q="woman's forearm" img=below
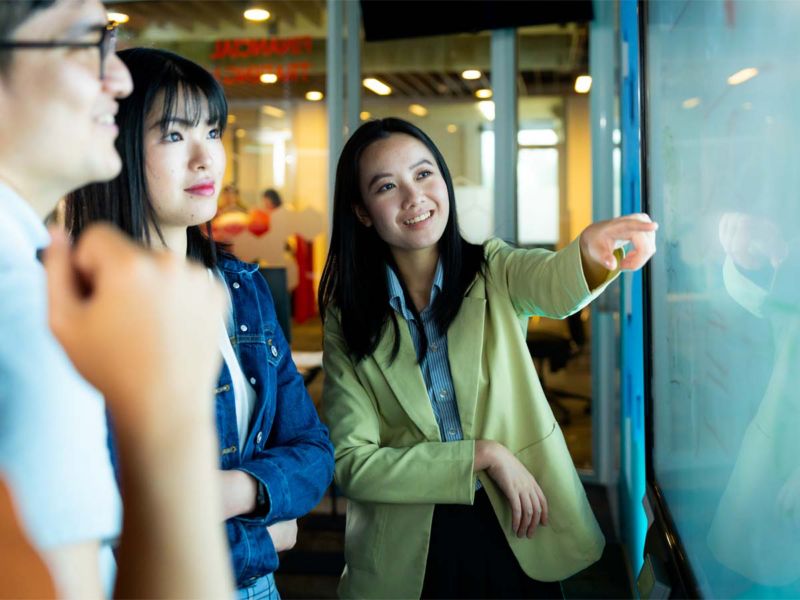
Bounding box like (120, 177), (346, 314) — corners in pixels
(220, 469), (258, 519)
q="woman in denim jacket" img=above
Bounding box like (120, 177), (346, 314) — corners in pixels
(66, 48), (334, 598)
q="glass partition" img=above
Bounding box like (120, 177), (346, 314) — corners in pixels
(645, 1), (800, 596)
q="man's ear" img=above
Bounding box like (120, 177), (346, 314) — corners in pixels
(353, 204), (372, 227)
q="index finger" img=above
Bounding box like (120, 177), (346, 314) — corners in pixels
(623, 212), (654, 223)
(609, 218), (659, 238)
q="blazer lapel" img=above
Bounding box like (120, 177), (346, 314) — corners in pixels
(373, 319), (441, 440)
(448, 296), (486, 437)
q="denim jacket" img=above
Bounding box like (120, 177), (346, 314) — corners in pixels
(215, 255), (334, 587)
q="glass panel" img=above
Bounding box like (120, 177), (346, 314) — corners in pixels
(517, 23), (591, 471)
(517, 96), (564, 248)
(646, 1), (800, 596)
(517, 148), (558, 245)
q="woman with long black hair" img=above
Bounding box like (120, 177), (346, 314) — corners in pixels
(67, 48), (334, 599)
(320, 117), (657, 599)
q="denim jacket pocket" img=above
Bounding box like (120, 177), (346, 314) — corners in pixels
(264, 325), (281, 367)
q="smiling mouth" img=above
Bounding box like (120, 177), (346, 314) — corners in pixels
(185, 183), (216, 196)
(404, 211), (432, 226)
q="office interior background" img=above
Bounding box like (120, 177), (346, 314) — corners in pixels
(95, 1), (800, 597)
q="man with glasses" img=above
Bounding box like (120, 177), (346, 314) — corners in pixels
(0, 1), (233, 597)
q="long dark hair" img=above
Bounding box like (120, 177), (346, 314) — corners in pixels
(66, 47), (227, 268)
(318, 118), (484, 363)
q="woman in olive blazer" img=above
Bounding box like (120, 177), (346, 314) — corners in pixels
(319, 118), (657, 599)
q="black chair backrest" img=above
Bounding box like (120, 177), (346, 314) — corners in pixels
(258, 267), (292, 343)
(567, 312), (586, 348)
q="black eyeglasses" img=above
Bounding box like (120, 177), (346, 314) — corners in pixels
(0, 21), (119, 79)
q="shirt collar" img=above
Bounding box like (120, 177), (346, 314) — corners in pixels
(386, 260), (444, 320)
(0, 181), (50, 252)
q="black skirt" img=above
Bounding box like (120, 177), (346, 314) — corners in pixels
(420, 488), (564, 599)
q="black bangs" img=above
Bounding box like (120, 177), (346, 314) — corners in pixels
(147, 55), (228, 135)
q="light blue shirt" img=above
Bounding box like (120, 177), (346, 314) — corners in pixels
(0, 183), (121, 591)
(387, 262), (466, 443)
(387, 263), (482, 492)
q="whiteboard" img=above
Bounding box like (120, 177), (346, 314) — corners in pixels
(645, 1), (800, 596)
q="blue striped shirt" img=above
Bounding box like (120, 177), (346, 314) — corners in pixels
(386, 263), (466, 443)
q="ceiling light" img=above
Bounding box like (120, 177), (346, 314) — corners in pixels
(305, 91), (324, 101)
(244, 8), (271, 22)
(447, 124), (458, 133)
(462, 69), (481, 80)
(362, 78), (392, 96)
(259, 73), (278, 84)
(475, 88), (493, 99)
(574, 75), (592, 94)
(477, 100), (495, 121)
(408, 104), (428, 117)
(227, 114), (237, 124)
(235, 128), (246, 138)
(682, 97), (701, 109)
(261, 105), (285, 118)
(360, 111), (371, 120)
(106, 11), (129, 24)
(727, 67), (758, 86)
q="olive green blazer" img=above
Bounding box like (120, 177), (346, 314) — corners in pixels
(322, 238), (616, 599)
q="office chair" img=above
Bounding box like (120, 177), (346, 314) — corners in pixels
(258, 267), (292, 344)
(526, 311), (591, 425)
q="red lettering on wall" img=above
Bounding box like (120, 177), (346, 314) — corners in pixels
(210, 36), (313, 60)
(213, 62), (311, 85)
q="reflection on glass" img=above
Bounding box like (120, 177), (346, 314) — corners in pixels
(646, 1), (800, 596)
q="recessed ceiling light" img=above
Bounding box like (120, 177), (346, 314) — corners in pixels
(305, 91), (324, 101)
(259, 73), (278, 84)
(362, 78), (392, 96)
(574, 75), (592, 94)
(244, 8), (270, 22)
(475, 88), (493, 99)
(461, 69), (481, 80)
